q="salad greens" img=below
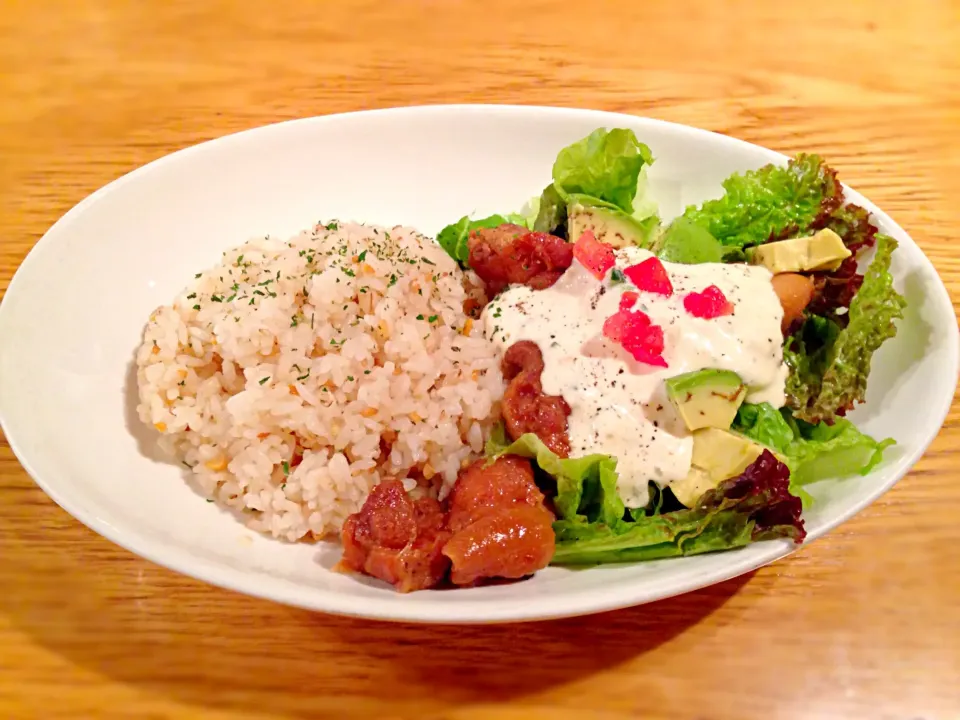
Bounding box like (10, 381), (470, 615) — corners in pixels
(681, 154), (841, 248)
(549, 128), (654, 213)
(652, 217), (726, 264)
(678, 151), (903, 423)
(534, 129), (657, 235)
(552, 450), (804, 565)
(532, 183), (566, 233)
(785, 235), (906, 423)
(487, 429), (804, 565)
(732, 403), (894, 500)
(432, 127), (905, 567)
(438, 128), (657, 247)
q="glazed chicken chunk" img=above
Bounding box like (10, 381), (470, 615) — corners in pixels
(467, 224), (573, 295)
(339, 456), (555, 591)
(501, 340), (572, 458)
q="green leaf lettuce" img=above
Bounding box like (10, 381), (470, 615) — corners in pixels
(487, 428), (805, 566)
(551, 450), (804, 566)
(785, 234), (906, 422)
(653, 217), (726, 264)
(733, 402), (894, 498)
(551, 128), (654, 213)
(682, 154), (841, 248)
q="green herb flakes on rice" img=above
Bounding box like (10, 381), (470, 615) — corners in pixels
(136, 221), (503, 541)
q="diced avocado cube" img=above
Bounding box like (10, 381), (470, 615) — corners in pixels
(690, 427), (766, 484)
(747, 228), (851, 274)
(670, 466), (716, 508)
(567, 199), (657, 249)
(664, 369), (746, 432)
(672, 428), (794, 508)
(670, 429), (766, 507)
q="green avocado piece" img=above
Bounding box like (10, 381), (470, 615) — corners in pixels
(747, 228), (851, 273)
(691, 427), (766, 482)
(669, 466), (716, 508)
(665, 369), (746, 432)
(671, 428), (768, 507)
(567, 197), (658, 249)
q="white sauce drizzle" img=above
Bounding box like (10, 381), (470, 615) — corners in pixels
(482, 247), (787, 508)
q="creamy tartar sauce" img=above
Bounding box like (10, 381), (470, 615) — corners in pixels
(482, 247), (787, 508)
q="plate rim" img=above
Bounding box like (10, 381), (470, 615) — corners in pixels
(1, 104), (957, 623)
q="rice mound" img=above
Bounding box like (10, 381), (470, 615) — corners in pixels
(136, 221), (503, 541)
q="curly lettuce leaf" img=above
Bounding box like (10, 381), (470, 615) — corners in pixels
(813, 234), (905, 412)
(787, 234), (906, 422)
(552, 451), (804, 565)
(553, 507), (755, 564)
(552, 128), (654, 213)
(733, 403), (894, 500)
(784, 314), (841, 414)
(814, 201), (878, 254)
(805, 257), (864, 327)
(485, 428), (624, 528)
(803, 204), (878, 323)
(436, 214), (514, 266)
(653, 217), (726, 264)
(682, 154), (841, 248)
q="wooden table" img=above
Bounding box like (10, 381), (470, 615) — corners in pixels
(2, 2), (958, 718)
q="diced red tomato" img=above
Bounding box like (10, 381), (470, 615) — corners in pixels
(623, 324), (667, 368)
(624, 257), (673, 296)
(683, 285), (734, 319)
(601, 312), (624, 342)
(573, 231), (615, 280)
(603, 308), (647, 343)
(602, 308), (667, 367)
(619, 291), (639, 310)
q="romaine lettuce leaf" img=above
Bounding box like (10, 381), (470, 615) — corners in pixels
(682, 154), (841, 248)
(503, 212), (533, 228)
(653, 217), (726, 264)
(552, 128), (654, 213)
(436, 214), (515, 266)
(532, 183), (567, 234)
(551, 451), (804, 565)
(786, 234), (906, 422)
(733, 402), (894, 495)
(630, 166), (659, 225)
(789, 416), (894, 485)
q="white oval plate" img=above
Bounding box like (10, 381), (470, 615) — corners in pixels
(1, 106), (956, 623)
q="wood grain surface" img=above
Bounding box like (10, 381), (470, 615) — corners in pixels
(2, 1), (959, 718)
